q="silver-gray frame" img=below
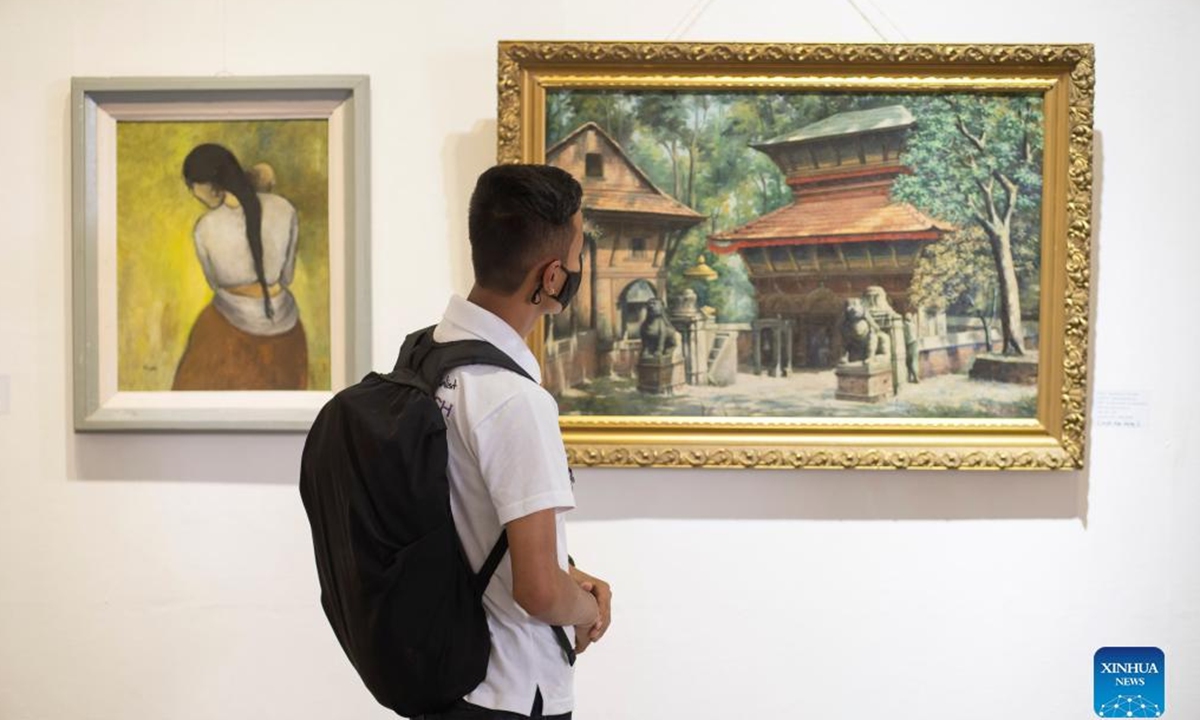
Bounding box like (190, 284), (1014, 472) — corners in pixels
(72, 76), (372, 431)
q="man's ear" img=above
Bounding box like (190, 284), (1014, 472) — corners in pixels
(539, 258), (561, 294)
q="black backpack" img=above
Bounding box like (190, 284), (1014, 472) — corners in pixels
(299, 326), (574, 717)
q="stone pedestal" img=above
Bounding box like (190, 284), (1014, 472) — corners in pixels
(636, 356), (685, 395)
(603, 338), (642, 378)
(968, 353), (1039, 385)
(670, 288), (707, 386)
(835, 360), (894, 403)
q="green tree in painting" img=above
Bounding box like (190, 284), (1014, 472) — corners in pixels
(665, 229), (758, 323)
(547, 91), (638, 149)
(894, 94), (1043, 355)
(909, 227), (1001, 348)
(716, 96), (797, 217)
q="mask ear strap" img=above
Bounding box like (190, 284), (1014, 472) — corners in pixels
(532, 260), (560, 305)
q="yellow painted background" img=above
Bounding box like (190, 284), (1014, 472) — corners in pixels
(116, 120), (330, 391)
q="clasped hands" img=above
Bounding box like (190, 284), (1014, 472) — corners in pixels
(569, 565), (611, 655)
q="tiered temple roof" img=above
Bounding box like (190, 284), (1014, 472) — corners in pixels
(710, 105), (951, 255)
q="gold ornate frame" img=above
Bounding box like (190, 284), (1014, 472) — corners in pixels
(497, 42), (1093, 470)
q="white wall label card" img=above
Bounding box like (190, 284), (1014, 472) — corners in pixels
(1094, 391), (1149, 430)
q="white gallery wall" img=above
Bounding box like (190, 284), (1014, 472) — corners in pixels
(1, 0), (1197, 718)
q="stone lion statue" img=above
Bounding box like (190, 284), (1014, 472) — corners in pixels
(639, 298), (679, 361)
(840, 298), (889, 365)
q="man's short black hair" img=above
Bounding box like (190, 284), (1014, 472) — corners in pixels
(468, 164), (583, 294)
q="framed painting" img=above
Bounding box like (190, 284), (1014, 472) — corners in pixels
(497, 42), (1094, 470)
(72, 76), (371, 431)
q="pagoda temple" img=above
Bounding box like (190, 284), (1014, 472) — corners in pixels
(709, 105), (952, 369)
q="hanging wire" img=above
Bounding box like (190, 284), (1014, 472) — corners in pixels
(666, 0), (719, 41)
(864, 0), (911, 42)
(844, 0), (889, 41)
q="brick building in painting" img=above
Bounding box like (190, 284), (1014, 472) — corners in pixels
(709, 105), (953, 370)
(544, 122), (705, 395)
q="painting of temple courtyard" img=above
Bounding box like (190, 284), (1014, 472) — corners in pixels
(543, 91), (1044, 419)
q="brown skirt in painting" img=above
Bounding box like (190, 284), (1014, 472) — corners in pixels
(172, 304), (308, 390)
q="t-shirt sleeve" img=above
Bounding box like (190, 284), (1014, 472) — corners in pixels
(470, 386), (575, 526)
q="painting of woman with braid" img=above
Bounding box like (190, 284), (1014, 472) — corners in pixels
(172, 143), (308, 390)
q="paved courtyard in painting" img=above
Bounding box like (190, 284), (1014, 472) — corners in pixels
(556, 369), (1037, 419)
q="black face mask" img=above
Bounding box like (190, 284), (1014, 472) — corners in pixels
(549, 253), (583, 309)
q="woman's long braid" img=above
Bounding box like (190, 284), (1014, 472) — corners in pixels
(229, 178), (272, 320)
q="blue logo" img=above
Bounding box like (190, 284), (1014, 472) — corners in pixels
(1094, 647), (1164, 717)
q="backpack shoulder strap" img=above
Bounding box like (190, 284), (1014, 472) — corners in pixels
(393, 325), (536, 392)
(475, 530), (577, 668)
(428, 340), (534, 384)
(393, 325), (437, 376)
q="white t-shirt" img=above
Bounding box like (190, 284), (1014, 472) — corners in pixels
(193, 193), (299, 335)
(433, 295), (576, 716)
